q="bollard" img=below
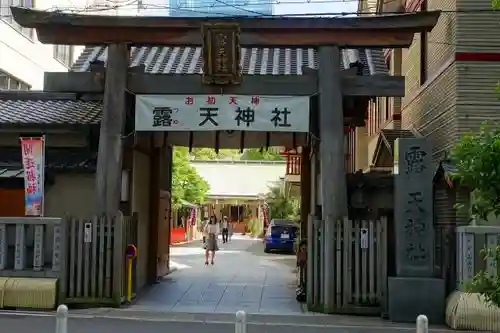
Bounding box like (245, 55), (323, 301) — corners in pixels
(416, 315), (428, 333)
(55, 304), (68, 333)
(235, 310), (247, 333)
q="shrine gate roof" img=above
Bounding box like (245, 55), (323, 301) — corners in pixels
(190, 160), (286, 198)
(72, 45), (388, 76)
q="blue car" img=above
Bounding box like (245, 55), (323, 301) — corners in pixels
(264, 219), (298, 253)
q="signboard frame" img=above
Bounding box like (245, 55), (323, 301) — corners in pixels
(202, 22), (241, 85)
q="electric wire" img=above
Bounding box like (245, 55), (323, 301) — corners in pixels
(1, 0), (499, 17)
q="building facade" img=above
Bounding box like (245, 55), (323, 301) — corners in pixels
(168, 0), (272, 17)
(359, 0), (500, 167)
(357, 0), (500, 225)
(0, 0), (83, 90)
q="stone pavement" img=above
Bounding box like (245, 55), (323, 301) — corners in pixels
(130, 235), (302, 314)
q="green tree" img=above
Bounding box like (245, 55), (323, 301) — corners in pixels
(172, 147), (209, 208)
(241, 148), (285, 161)
(450, 123), (500, 221)
(264, 182), (299, 220)
(465, 246), (500, 308)
(190, 148), (241, 160)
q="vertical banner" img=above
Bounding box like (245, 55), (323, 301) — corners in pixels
(20, 136), (45, 216)
(190, 208), (197, 226)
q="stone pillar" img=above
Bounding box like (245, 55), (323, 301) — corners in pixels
(318, 46), (348, 313)
(388, 137), (444, 323)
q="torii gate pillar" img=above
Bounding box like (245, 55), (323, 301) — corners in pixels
(318, 46), (348, 313)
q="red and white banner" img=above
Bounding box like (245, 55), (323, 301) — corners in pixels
(20, 136), (45, 216)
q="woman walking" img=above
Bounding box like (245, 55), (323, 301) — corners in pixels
(204, 216), (219, 265)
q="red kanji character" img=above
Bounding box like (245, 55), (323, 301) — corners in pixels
(251, 96), (260, 105)
(206, 96), (216, 105)
(22, 143), (33, 156)
(185, 96), (194, 105)
(26, 182), (37, 194)
(24, 157), (35, 169)
(26, 169), (36, 182)
(228, 96), (238, 105)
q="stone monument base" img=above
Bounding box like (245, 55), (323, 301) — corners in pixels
(388, 276), (445, 324)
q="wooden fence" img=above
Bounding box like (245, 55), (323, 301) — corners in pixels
(308, 216), (388, 315)
(456, 226), (500, 289)
(0, 213), (138, 306)
(63, 213), (138, 305)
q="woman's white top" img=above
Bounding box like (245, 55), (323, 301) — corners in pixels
(205, 223), (219, 235)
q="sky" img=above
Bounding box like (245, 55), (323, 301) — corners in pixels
(272, 0), (358, 16)
(56, 0), (359, 17)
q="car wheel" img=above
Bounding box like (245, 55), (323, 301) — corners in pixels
(264, 247), (270, 253)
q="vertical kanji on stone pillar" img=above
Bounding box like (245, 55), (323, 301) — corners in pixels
(394, 137), (434, 276)
(388, 137), (445, 324)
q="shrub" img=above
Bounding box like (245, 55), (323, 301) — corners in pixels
(465, 245), (500, 308)
(246, 218), (264, 237)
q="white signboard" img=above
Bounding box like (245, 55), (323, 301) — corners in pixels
(135, 95), (310, 132)
(84, 222), (92, 243)
(360, 228), (369, 249)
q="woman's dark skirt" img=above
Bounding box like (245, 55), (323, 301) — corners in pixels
(204, 234), (219, 251)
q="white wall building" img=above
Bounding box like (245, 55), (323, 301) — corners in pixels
(0, 0), (170, 91)
(0, 0), (88, 90)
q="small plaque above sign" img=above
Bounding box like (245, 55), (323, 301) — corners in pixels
(202, 22), (241, 85)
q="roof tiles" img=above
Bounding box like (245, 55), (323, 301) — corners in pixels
(72, 46), (388, 76)
(0, 92), (101, 125)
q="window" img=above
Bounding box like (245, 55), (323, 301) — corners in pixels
(53, 45), (74, 68)
(0, 0), (35, 40)
(0, 70), (31, 90)
(419, 0), (428, 85)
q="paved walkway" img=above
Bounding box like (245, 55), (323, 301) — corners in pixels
(130, 235), (302, 314)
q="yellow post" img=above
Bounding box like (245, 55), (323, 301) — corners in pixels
(127, 258), (133, 302)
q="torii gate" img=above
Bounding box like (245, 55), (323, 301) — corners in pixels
(11, 7), (439, 313)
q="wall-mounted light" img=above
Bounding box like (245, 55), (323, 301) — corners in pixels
(121, 170), (130, 202)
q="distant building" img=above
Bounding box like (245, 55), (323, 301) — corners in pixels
(169, 0), (272, 17)
(0, 0), (80, 90)
(191, 160), (284, 232)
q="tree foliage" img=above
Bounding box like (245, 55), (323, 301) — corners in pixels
(264, 182), (299, 220)
(241, 148), (285, 161)
(450, 123), (500, 220)
(465, 246), (500, 308)
(172, 147), (209, 208)
(189, 148), (241, 160)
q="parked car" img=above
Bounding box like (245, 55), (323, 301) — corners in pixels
(264, 219), (298, 253)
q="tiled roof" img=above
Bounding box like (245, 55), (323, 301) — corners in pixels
(0, 92), (102, 125)
(0, 147), (97, 173)
(72, 46), (388, 76)
(190, 160), (286, 197)
(372, 129), (416, 167)
(380, 129), (416, 155)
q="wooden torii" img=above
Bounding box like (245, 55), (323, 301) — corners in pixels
(11, 7), (440, 312)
